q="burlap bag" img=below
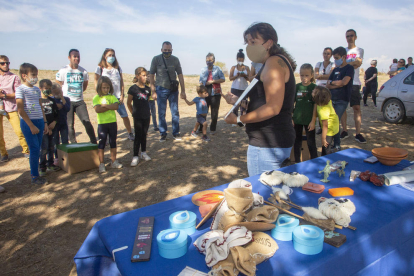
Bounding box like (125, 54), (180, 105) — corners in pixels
(209, 253), (239, 276)
(244, 232), (278, 265)
(245, 206), (279, 223)
(230, 246), (256, 276)
(211, 188), (253, 230)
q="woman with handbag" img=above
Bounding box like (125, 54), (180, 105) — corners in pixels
(198, 53), (225, 135)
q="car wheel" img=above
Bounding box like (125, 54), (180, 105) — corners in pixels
(383, 99), (406, 123)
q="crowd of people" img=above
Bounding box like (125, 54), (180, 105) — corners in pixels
(1, 22), (412, 191)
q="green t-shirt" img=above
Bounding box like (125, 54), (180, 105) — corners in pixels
(292, 83), (316, 125)
(317, 100), (339, 137)
(92, 94), (119, 124)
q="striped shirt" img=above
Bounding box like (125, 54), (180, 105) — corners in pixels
(15, 84), (44, 120)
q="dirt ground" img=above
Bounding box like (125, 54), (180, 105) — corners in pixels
(1, 71), (413, 275)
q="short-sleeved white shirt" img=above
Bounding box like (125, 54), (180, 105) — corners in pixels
(95, 66), (123, 99)
(56, 65), (89, 102)
(315, 61), (334, 86)
(15, 85), (43, 120)
(346, 47), (364, 85)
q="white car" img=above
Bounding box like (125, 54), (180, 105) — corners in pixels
(377, 65), (414, 123)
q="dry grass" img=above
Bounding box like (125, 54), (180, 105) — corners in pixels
(0, 70), (413, 275)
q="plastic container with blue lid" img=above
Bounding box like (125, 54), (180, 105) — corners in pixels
(293, 225), (324, 255)
(169, 210), (197, 235)
(157, 229), (188, 259)
(271, 214), (300, 241)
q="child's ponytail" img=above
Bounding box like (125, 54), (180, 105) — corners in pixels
(300, 63), (315, 83)
(133, 67), (147, 84)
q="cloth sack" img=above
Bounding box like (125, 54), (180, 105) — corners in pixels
(245, 206), (279, 223)
(211, 188), (254, 230)
(194, 226), (252, 267)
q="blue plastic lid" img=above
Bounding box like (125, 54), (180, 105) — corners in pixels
(157, 229), (187, 250)
(293, 225), (324, 246)
(275, 215), (299, 232)
(169, 211), (196, 229)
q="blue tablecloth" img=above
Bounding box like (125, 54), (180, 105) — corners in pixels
(74, 149), (414, 275)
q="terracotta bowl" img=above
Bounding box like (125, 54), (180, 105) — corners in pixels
(372, 147), (408, 158)
(372, 156), (404, 166)
(372, 147), (408, 166)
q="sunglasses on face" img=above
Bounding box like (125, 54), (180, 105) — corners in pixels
(346, 35), (355, 38)
(0, 62), (10, 65)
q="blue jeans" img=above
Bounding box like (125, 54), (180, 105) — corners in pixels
(148, 100), (158, 129)
(54, 123), (69, 159)
(156, 86), (179, 136)
(20, 118), (44, 177)
(247, 145), (292, 177)
(40, 128), (56, 169)
(332, 100), (349, 148)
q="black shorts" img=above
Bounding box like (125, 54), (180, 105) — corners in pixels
(231, 88), (244, 97)
(196, 114), (207, 124)
(350, 85), (361, 107)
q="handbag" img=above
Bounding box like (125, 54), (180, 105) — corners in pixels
(162, 56), (179, 92)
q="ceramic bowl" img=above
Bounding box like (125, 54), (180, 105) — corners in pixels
(372, 147), (408, 166)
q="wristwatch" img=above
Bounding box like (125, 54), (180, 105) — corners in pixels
(237, 115), (245, 127)
(329, 80), (333, 85)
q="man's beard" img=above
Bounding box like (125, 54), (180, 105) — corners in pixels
(0, 68), (9, 73)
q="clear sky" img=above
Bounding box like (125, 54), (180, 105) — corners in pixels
(2, 0), (413, 75)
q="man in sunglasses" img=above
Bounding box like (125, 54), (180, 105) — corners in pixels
(0, 55), (30, 162)
(56, 49), (97, 144)
(341, 29), (366, 144)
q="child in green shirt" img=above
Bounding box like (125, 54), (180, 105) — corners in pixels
(312, 86), (339, 156)
(292, 64), (318, 162)
(93, 76), (122, 173)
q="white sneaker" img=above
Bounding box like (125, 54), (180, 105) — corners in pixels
(232, 124), (237, 127)
(141, 152), (151, 161)
(131, 156), (139, 166)
(111, 160), (123, 169)
(99, 163), (106, 173)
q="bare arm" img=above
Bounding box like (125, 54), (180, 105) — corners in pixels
(16, 99), (35, 129)
(308, 104), (317, 131)
(237, 56), (287, 124)
(120, 73), (125, 99)
(83, 80), (88, 92)
(106, 103), (119, 110)
(94, 73), (100, 90)
(183, 98), (195, 106)
(213, 79), (225, 84)
(249, 65), (256, 82)
(178, 74), (185, 95)
(229, 66), (237, 81)
(56, 80), (63, 86)
(0, 92), (16, 99)
(326, 76), (352, 89)
(315, 67), (332, 80)
(321, 120), (329, 147)
(149, 74), (156, 100)
(127, 94), (133, 115)
(365, 74), (377, 83)
(94, 105), (107, 113)
(348, 58), (362, 69)
(244, 67), (251, 82)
